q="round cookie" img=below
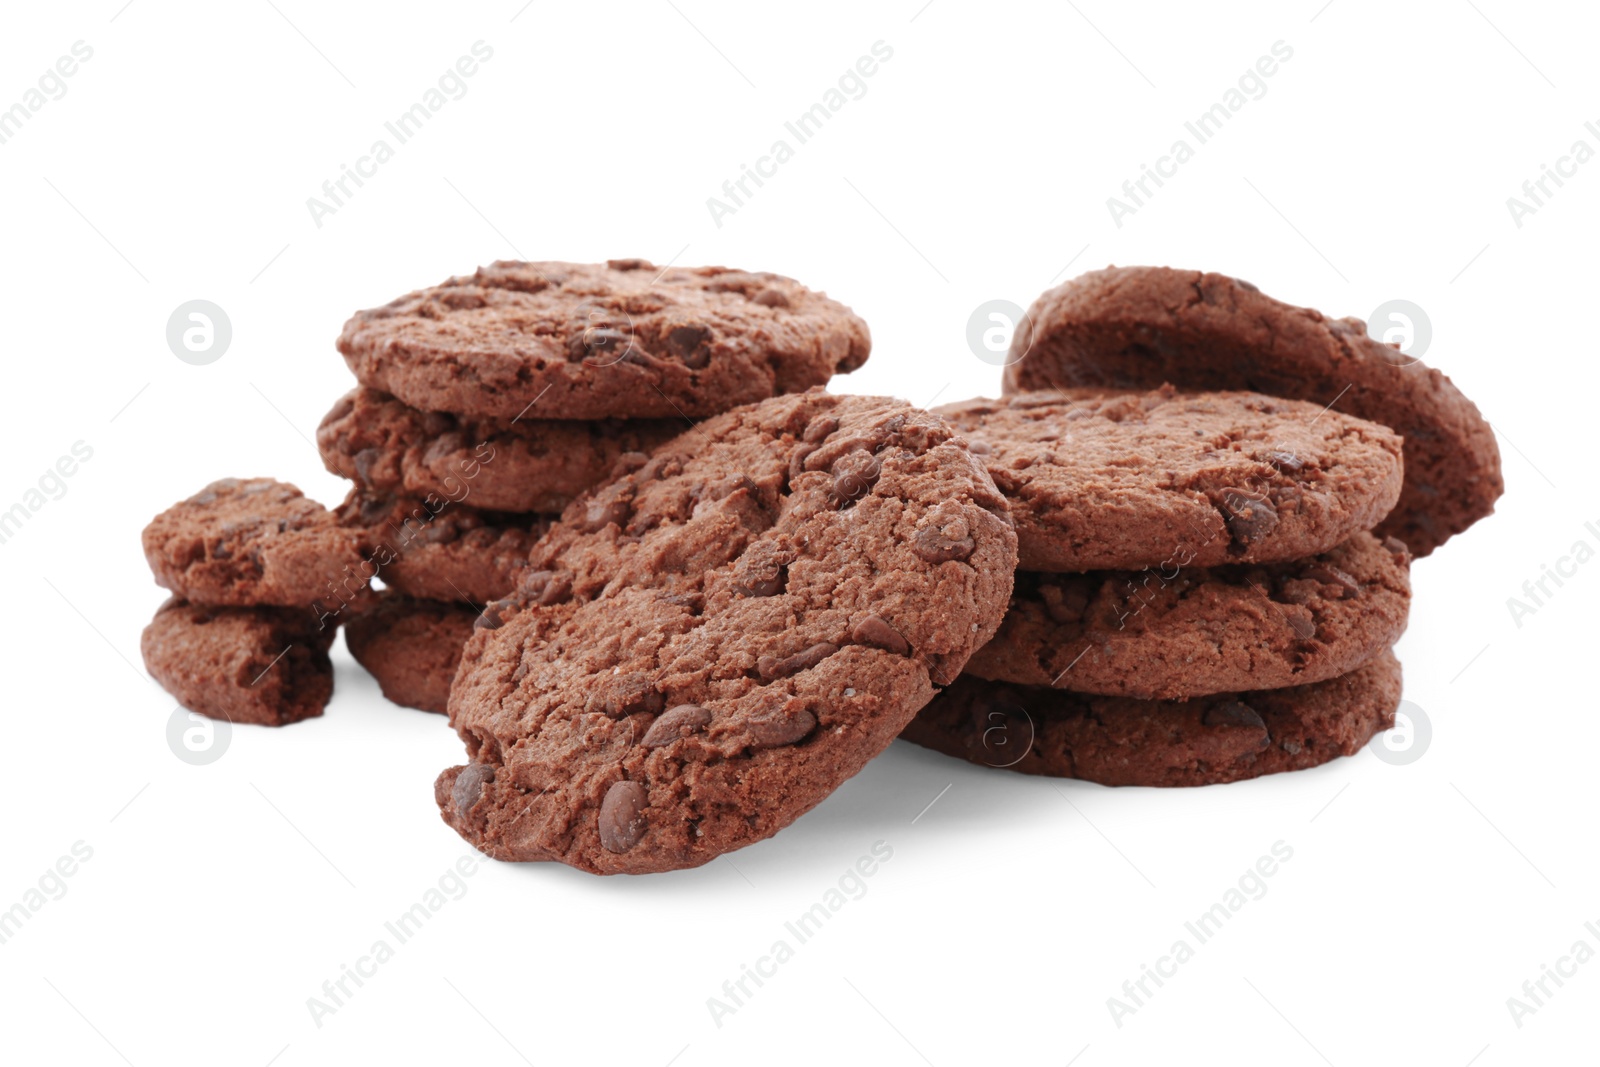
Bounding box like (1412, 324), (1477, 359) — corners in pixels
(346, 594), (476, 714)
(142, 598), (336, 726)
(337, 491), (554, 606)
(436, 390), (1017, 875)
(317, 387), (683, 515)
(899, 649), (1401, 787)
(337, 259), (871, 421)
(1003, 266), (1503, 555)
(937, 387), (1403, 572)
(143, 478), (366, 607)
(967, 531), (1411, 700)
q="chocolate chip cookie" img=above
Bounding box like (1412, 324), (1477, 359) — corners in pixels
(900, 649), (1401, 786)
(967, 531), (1410, 699)
(346, 593), (475, 714)
(142, 478), (367, 607)
(337, 260), (871, 421)
(317, 387), (682, 515)
(141, 598), (336, 726)
(938, 387), (1403, 572)
(436, 390), (1017, 874)
(336, 491), (554, 606)
(1003, 266), (1502, 556)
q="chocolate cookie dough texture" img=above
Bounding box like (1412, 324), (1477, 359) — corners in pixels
(140, 479), (348, 724)
(901, 264), (1501, 787)
(437, 391), (1016, 874)
(142, 259), (872, 727)
(1002, 265), (1502, 556)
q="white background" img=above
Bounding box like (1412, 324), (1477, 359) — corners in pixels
(1, 2), (1594, 1064)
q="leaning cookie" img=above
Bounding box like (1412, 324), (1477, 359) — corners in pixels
(141, 598), (336, 726)
(967, 531), (1411, 700)
(337, 259), (871, 421)
(337, 491), (555, 606)
(899, 649), (1401, 787)
(437, 390), (1017, 875)
(937, 387), (1403, 572)
(1003, 266), (1502, 556)
(317, 387), (683, 515)
(346, 593), (476, 714)
(143, 478), (367, 607)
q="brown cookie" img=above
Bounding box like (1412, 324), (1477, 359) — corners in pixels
(337, 260), (871, 421)
(436, 390), (1017, 874)
(336, 491), (554, 607)
(937, 387), (1403, 572)
(346, 593), (476, 714)
(141, 598), (336, 726)
(142, 478), (366, 607)
(967, 531), (1411, 700)
(1003, 266), (1502, 555)
(900, 649), (1401, 787)
(317, 387), (682, 515)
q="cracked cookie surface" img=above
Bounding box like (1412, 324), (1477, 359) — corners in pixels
(938, 387), (1403, 571)
(1003, 265), (1502, 555)
(967, 531), (1410, 699)
(900, 649), (1400, 786)
(141, 598), (336, 726)
(436, 389), (1016, 874)
(338, 259), (871, 420)
(142, 478), (365, 608)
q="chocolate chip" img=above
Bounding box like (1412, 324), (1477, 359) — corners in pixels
(744, 703), (817, 749)
(752, 286), (791, 308)
(1236, 278), (1259, 292)
(583, 492), (631, 532)
(1203, 701), (1266, 730)
(829, 451), (881, 508)
(788, 442), (818, 481)
(664, 324), (712, 368)
(640, 704), (713, 748)
(452, 763), (495, 816)
(607, 258), (652, 271)
(535, 573), (572, 606)
(598, 780), (649, 853)
(913, 526), (976, 563)
(967, 438), (992, 456)
(421, 410), (456, 436)
(1264, 450), (1304, 474)
(1280, 738), (1303, 754)
(422, 518), (459, 544)
(475, 601), (509, 630)
(757, 642), (838, 681)
(1302, 564), (1361, 599)
(1383, 535), (1410, 560)
(803, 415), (840, 444)
(851, 614), (909, 655)
(735, 573), (784, 597)
(422, 432), (466, 466)
(1287, 613), (1317, 640)
(1220, 488), (1279, 546)
(352, 447), (384, 483)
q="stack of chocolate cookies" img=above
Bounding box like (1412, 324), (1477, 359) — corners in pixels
(901, 267), (1502, 786)
(141, 259), (872, 722)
